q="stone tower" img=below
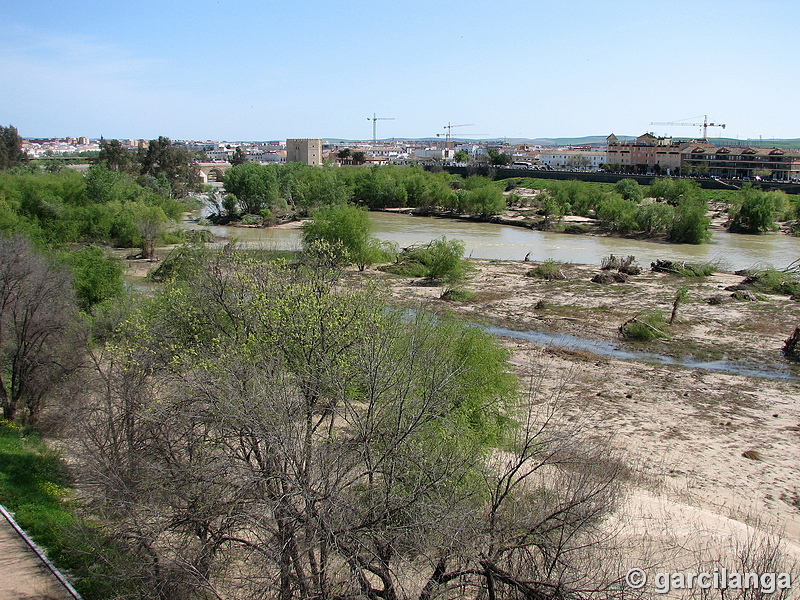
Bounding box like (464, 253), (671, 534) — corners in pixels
(286, 139), (322, 166)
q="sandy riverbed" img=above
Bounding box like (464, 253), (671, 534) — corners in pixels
(360, 258), (800, 572)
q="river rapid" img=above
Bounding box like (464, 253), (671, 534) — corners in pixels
(190, 211), (800, 272)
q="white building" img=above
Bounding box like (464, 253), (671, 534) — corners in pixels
(413, 148), (456, 161)
(538, 149), (606, 170)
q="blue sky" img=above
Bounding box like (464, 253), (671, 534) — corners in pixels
(2, 0), (798, 141)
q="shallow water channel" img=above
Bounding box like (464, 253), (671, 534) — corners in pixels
(482, 325), (797, 381)
(192, 211), (800, 272)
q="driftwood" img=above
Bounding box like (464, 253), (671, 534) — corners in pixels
(601, 254), (636, 271)
(731, 290), (758, 302)
(650, 259), (682, 274)
(783, 327), (800, 361)
(618, 264), (642, 275)
(592, 272), (628, 284)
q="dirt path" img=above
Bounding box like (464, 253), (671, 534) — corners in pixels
(0, 510), (77, 600)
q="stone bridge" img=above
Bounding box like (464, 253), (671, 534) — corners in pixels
(197, 162), (232, 184)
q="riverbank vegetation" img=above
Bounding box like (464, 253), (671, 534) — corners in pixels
(1, 234), (641, 599)
(2, 228), (799, 597)
(214, 161), (800, 245)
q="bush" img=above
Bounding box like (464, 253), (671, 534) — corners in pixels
(676, 261), (717, 277)
(185, 228), (215, 243)
(600, 254), (636, 270)
(302, 203), (392, 271)
(648, 178), (701, 204)
(635, 200), (674, 235)
(668, 202), (710, 244)
(729, 186), (785, 234)
(440, 287), (476, 301)
(614, 179), (642, 203)
(651, 259), (717, 278)
(526, 259), (567, 280)
(619, 311), (668, 341)
(384, 237), (467, 284)
(551, 180), (603, 216)
(65, 245), (124, 312)
(596, 194), (638, 233)
(458, 181), (506, 216)
(562, 224), (589, 234)
(240, 213), (263, 225)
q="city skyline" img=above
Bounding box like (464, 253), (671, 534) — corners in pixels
(3, 0), (799, 142)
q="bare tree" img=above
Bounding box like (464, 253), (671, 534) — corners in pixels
(76, 247), (633, 600)
(0, 235), (83, 424)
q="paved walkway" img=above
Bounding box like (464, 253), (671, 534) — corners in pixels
(0, 510), (76, 600)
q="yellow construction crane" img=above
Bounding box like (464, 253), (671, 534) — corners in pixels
(649, 115), (726, 141)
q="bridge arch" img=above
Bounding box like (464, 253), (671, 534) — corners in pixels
(197, 162), (232, 184)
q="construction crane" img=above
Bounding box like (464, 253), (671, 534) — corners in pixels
(367, 113), (395, 144)
(649, 115), (726, 141)
(436, 123), (474, 149)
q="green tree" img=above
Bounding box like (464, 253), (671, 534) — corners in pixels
(290, 166), (352, 211)
(668, 201), (710, 244)
(229, 145), (248, 166)
(551, 180), (602, 216)
(487, 148), (511, 166)
(729, 186), (784, 234)
(0, 125), (29, 170)
(596, 193), (638, 233)
(302, 203), (390, 270)
(137, 136), (200, 198)
(454, 150), (470, 163)
(352, 166), (408, 208)
(65, 245), (124, 311)
(84, 164), (142, 205)
(98, 138), (135, 173)
(635, 200), (674, 235)
(351, 150), (366, 165)
(222, 162), (279, 215)
(134, 204), (168, 259)
(336, 148), (351, 160)
(614, 178), (643, 203)
(459, 184), (506, 216)
(539, 196), (565, 230)
(648, 177), (701, 205)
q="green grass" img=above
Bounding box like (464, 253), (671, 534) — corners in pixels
(440, 287), (477, 302)
(620, 311), (669, 341)
(0, 420), (130, 599)
(676, 262), (717, 277)
(745, 267), (800, 296)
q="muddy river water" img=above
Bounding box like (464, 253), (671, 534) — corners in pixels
(192, 211), (800, 272)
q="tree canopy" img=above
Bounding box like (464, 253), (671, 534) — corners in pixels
(301, 203), (392, 270)
(0, 125), (29, 170)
